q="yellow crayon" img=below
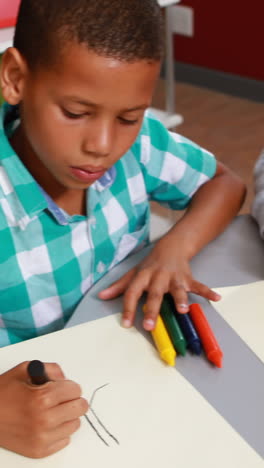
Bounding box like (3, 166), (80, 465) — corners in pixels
(143, 306), (176, 366)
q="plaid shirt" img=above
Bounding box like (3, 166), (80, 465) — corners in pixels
(0, 104), (216, 347)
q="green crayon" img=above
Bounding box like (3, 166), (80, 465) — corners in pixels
(160, 297), (187, 356)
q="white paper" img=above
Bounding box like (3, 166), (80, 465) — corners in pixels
(213, 280), (264, 363)
(0, 314), (262, 467)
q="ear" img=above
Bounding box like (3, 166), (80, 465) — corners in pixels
(0, 47), (28, 105)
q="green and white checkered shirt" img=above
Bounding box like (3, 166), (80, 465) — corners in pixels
(0, 103), (216, 347)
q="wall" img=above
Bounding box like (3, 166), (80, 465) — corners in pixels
(174, 0), (264, 81)
(0, 0), (20, 28)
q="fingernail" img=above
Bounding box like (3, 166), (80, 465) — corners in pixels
(143, 318), (155, 330)
(178, 304), (188, 310)
(215, 293), (221, 300)
(122, 319), (132, 328)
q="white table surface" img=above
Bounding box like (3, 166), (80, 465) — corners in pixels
(66, 214), (264, 459)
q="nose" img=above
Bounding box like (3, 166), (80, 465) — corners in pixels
(81, 118), (115, 158)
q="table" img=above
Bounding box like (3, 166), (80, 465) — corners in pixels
(0, 214), (263, 465)
(67, 214), (264, 328)
(66, 214), (264, 459)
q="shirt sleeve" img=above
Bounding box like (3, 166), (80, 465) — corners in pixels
(136, 112), (217, 210)
(251, 149), (264, 239)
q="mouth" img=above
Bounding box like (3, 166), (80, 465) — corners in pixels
(70, 165), (106, 183)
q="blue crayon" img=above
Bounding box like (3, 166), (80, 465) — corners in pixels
(165, 295), (202, 355)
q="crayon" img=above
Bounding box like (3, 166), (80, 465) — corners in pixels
(189, 303), (223, 367)
(27, 360), (50, 385)
(143, 306), (176, 366)
(166, 295), (202, 355)
(160, 297), (187, 356)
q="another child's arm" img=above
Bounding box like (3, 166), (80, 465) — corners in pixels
(0, 362), (88, 458)
(251, 149), (264, 238)
(99, 161), (246, 330)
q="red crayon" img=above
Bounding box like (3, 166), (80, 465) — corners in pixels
(189, 303), (223, 368)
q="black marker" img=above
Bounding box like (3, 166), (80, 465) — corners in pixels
(27, 360), (50, 385)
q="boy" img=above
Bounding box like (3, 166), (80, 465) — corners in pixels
(0, 0), (245, 459)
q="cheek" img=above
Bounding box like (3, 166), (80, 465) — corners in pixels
(116, 124), (143, 156)
(26, 111), (77, 156)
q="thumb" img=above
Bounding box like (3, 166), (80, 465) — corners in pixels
(43, 362), (66, 381)
(20, 361), (65, 382)
(98, 268), (136, 300)
(1, 362), (65, 386)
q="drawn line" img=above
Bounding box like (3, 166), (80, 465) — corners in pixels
(84, 383), (120, 447)
(90, 407), (120, 445)
(84, 413), (109, 447)
(90, 383), (109, 406)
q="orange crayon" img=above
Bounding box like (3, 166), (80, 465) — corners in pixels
(189, 303), (223, 367)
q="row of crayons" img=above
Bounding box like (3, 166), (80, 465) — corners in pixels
(145, 295), (223, 368)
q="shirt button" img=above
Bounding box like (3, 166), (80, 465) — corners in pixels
(97, 262), (106, 274)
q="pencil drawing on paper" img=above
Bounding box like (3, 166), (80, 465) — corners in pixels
(84, 384), (120, 447)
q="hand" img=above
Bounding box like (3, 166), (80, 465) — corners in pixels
(0, 362), (89, 459)
(98, 239), (221, 331)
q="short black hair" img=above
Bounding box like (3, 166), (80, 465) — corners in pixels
(14, 0), (164, 68)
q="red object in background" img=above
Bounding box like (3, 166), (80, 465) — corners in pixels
(189, 303), (223, 368)
(174, 0), (264, 81)
(0, 0), (20, 28)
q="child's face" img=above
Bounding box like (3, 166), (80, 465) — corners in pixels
(5, 43), (161, 192)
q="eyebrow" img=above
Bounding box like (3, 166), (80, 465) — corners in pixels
(122, 105), (149, 112)
(66, 98), (148, 112)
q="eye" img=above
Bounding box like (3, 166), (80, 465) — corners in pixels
(119, 117), (138, 126)
(62, 108), (87, 119)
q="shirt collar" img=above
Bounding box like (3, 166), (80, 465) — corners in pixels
(93, 165), (117, 192)
(0, 104), (48, 229)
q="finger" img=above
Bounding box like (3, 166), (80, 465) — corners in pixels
(48, 418), (81, 444)
(191, 281), (222, 302)
(98, 269), (136, 300)
(122, 271), (150, 328)
(28, 379), (83, 408)
(37, 438), (70, 459)
(143, 274), (169, 330)
(43, 363), (65, 381)
(2, 362), (65, 386)
(169, 281), (189, 314)
(51, 397), (89, 426)
(3, 361), (32, 380)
